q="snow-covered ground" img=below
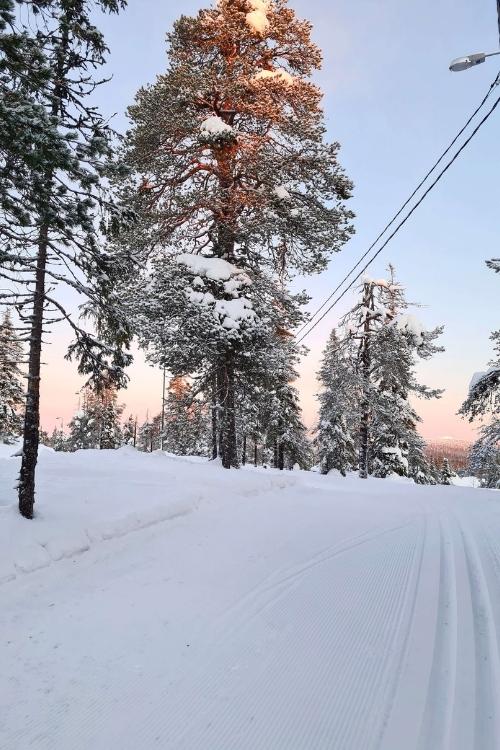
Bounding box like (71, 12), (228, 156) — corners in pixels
(1, 447), (499, 749)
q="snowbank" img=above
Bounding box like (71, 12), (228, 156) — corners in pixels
(0, 447), (313, 586)
(0, 448), (204, 585)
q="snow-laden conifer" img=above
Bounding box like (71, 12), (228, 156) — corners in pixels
(2, 1), (130, 517)
(0, 310), (24, 443)
(460, 259), (499, 452)
(162, 377), (210, 457)
(120, 0), (353, 469)
(314, 330), (358, 475)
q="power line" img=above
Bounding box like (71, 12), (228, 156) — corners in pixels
(295, 71), (500, 340)
(297, 85), (500, 345)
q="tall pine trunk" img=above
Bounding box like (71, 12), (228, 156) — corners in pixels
(18, 226), (48, 518)
(358, 284), (373, 480)
(241, 434), (247, 466)
(220, 351), (238, 469)
(253, 438), (258, 467)
(278, 441), (285, 471)
(211, 371), (218, 460)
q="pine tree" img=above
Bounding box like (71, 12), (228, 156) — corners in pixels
(138, 417), (154, 453)
(122, 415), (137, 447)
(468, 430), (500, 488)
(68, 384), (124, 450)
(162, 377), (210, 456)
(50, 425), (67, 452)
(341, 278), (390, 478)
(371, 269), (443, 481)
(67, 410), (94, 451)
(314, 329), (358, 476)
(335, 268), (443, 481)
(99, 387), (124, 450)
(460, 259), (499, 457)
(1, 1), (130, 518)
(120, 0), (353, 470)
(0, 310), (24, 443)
(440, 458), (455, 486)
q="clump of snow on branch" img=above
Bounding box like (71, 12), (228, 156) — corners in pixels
(253, 69), (295, 85)
(214, 298), (256, 330)
(178, 254), (255, 332)
(246, 0), (270, 34)
(273, 185), (291, 200)
(200, 115), (234, 136)
(176, 253), (249, 283)
(469, 368), (500, 395)
(396, 314), (426, 346)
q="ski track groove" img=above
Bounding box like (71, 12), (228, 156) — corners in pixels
(215, 516), (420, 639)
(7, 501), (500, 750)
(416, 515), (457, 750)
(134, 521), (421, 749)
(6, 518), (420, 750)
(458, 515), (500, 750)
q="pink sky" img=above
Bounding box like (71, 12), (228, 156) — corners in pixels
(39, 317), (479, 443)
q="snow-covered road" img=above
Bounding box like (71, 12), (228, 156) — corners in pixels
(1, 449), (500, 749)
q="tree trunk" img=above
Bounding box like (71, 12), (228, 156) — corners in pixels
(220, 351), (238, 470)
(273, 440), (278, 469)
(358, 283), (373, 480)
(18, 225), (48, 519)
(253, 438), (258, 467)
(241, 434), (247, 466)
(211, 371), (218, 460)
(278, 441), (285, 471)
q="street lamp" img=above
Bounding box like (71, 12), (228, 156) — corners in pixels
(449, 51), (500, 72)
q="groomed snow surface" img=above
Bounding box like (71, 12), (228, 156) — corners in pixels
(1, 446), (500, 749)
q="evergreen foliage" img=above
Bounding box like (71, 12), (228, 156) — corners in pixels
(162, 377), (210, 457)
(122, 415), (137, 447)
(67, 385), (124, 451)
(460, 259), (499, 448)
(314, 330), (358, 475)
(0, 310), (24, 443)
(315, 267), (443, 482)
(118, 0), (353, 470)
(468, 429), (500, 489)
(440, 458), (455, 486)
(0, 0), (130, 517)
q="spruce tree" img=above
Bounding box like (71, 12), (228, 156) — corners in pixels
(138, 417), (154, 453)
(314, 329), (358, 476)
(162, 377), (210, 457)
(460, 258), (499, 454)
(1, 1), (130, 518)
(122, 415), (137, 447)
(121, 0), (353, 470)
(336, 268), (443, 481)
(0, 310), (24, 443)
(468, 430), (500, 488)
(341, 278), (389, 478)
(67, 410), (94, 451)
(440, 458), (455, 486)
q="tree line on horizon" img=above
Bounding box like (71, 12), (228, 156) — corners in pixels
(0, 0), (499, 519)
